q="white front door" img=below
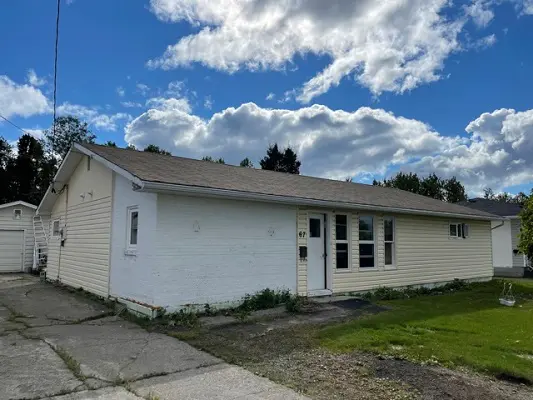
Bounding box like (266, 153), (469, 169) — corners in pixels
(308, 214), (326, 291)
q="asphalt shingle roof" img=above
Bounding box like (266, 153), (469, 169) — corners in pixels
(83, 143), (496, 219)
(456, 198), (522, 216)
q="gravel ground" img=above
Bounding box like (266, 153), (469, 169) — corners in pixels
(179, 322), (533, 400)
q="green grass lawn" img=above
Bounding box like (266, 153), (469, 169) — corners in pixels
(320, 279), (533, 383)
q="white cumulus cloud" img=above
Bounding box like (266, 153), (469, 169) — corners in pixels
(57, 102), (132, 131)
(0, 76), (50, 118)
(26, 69), (47, 87)
(147, 0), (468, 102)
(124, 101), (533, 193)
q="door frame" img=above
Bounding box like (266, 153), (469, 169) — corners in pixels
(307, 211), (333, 295)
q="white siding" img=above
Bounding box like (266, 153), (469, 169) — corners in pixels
(333, 214), (493, 293)
(296, 209), (308, 295)
(154, 195), (297, 309)
(0, 205), (35, 271)
(510, 219), (525, 268)
(491, 220), (513, 268)
(109, 174), (158, 305)
(46, 155), (112, 297)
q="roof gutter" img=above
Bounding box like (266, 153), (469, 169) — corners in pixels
(139, 181), (499, 221)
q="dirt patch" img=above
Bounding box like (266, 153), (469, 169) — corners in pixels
(176, 320), (533, 400)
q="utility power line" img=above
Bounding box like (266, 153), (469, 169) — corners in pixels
(0, 113), (33, 136)
(52, 0), (61, 137)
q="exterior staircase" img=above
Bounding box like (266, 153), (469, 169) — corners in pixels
(32, 215), (49, 272)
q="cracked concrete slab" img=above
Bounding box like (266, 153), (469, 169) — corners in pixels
(130, 364), (309, 400)
(0, 278), (308, 400)
(0, 283), (110, 327)
(45, 387), (143, 399)
(28, 319), (221, 382)
(0, 332), (84, 399)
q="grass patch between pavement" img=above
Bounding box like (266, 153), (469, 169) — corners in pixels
(319, 279), (533, 384)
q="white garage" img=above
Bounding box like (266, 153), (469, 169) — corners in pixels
(0, 201), (38, 273)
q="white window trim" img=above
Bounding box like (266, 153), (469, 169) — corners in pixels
(334, 213), (351, 270)
(13, 209), (22, 220)
(52, 219), (61, 237)
(449, 222), (469, 239)
(359, 215), (377, 270)
(384, 216), (396, 270)
(126, 206), (139, 254)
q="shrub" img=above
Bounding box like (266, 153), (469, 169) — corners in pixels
(285, 295), (305, 313)
(238, 288), (292, 312)
(166, 308), (199, 327)
(365, 279), (472, 301)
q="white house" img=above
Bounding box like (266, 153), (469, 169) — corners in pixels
(37, 143), (497, 313)
(458, 198), (530, 277)
(0, 201), (38, 273)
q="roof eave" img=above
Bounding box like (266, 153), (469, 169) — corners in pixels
(0, 200), (37, 210)
(140, 181), (500, 221)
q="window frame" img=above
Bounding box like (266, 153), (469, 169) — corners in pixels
(335, 214), (350, 270)
(126, 206), (139, 253)
(13, 209), (22, 220)
(359, 215), (376, 270)
(384, 216), (396, 269)
(52, 219), (61, 237)
(449, 222), (469, 239)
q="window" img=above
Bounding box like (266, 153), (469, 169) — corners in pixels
(52, 220), (61, 237)
(335, 214), (349, 269)
(359, 216), (374, 268)
(127, 207), (139, 249)
(449, 223), (469, 239)
(309, 218), (321, 238)
(13, 209), (22, 220)
(384, 217), (395, 266)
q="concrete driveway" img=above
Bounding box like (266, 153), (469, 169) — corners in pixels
(0, 275), (308, 400)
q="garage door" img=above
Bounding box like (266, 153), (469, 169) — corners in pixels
(0, 230), (24, 272)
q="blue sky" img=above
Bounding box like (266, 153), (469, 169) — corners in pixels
(1, 0), (533, 195)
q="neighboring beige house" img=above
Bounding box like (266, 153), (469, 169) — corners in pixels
(458, 198), (530, 277)
(37, 143), (497, 314)
(0, 201), (38, 273)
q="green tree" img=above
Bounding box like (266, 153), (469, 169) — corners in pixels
(44, 116), (96, 160)
(239, 157), (253, 168)
(0, 137), (13, 203)
(144, 144), (171, 155)
(374, 172), (421, 194)
(202, 156), (225, 164)
(483, 187), (528, 205)
(374, 172), (467, 203)
(518, 192), (533, 263)
(5, 134), (57, 205)
(103, 141), (117, 147)
(443, 176), (467, 203)
(420, 173), (444, 201)
(259, 143), (301, 174)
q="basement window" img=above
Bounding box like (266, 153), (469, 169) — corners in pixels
(13, 209), (22, 220)
(127, 206), (139, 251)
